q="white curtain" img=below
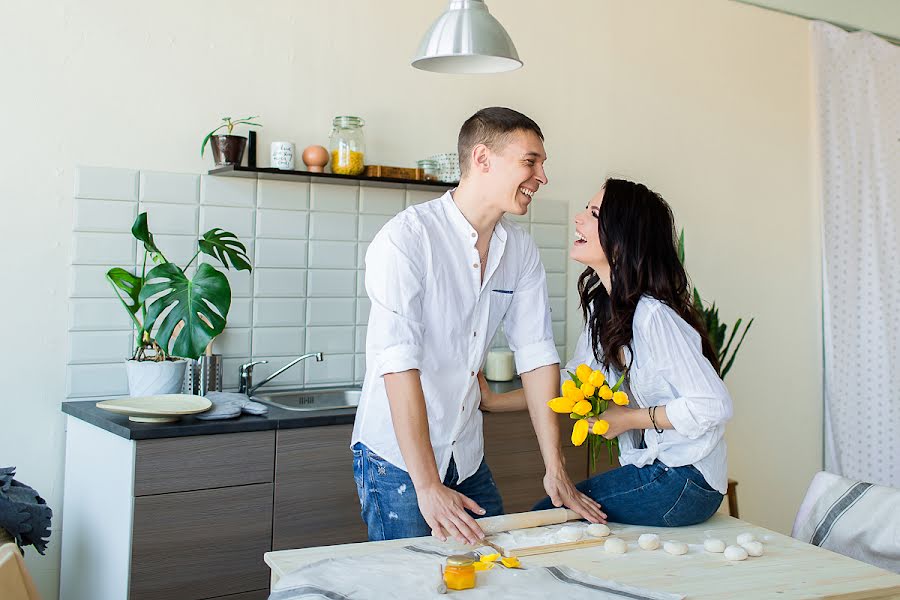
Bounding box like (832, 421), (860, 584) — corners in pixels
(812, 22), (900, 487)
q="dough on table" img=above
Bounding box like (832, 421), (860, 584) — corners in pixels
(587, 523), (611, 538)
(704, 538), (726, 553)
(638, 533), (660, 550)
(604, 537), (627, 554)
(724, 545), (749, 561)
(556, 525), (583, 543)
(736, 532), (756, 546)
(663, 541), (688, 555)
(741, 540), (764, 557)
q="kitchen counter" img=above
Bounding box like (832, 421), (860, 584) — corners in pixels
(61, 377), (523, 440)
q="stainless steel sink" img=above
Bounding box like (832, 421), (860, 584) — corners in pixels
(253, 387), (362, 411)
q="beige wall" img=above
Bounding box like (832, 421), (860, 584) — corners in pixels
(0, 1), (821, 597)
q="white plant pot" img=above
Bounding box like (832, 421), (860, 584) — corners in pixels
(125, 359), (188, 397)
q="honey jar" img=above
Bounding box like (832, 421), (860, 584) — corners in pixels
(443, 554), (476, 590)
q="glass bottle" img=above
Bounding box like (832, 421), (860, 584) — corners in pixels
(329, 116), (366, 175)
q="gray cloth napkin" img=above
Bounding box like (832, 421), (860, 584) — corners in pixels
(195, 391), (268, 420)
(0, 467), (52, 555)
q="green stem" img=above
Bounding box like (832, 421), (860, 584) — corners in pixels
(183, 250), (201, 271)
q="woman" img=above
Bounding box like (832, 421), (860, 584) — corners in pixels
(480, 178), (732, 527)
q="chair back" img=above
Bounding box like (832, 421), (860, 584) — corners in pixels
(0, 542), (42, 600)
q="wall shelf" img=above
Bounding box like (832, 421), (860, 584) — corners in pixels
(209, 165), (456, 190)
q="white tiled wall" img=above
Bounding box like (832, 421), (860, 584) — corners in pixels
(67, 167), (570, 399)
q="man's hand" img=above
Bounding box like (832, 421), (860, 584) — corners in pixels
(542, 469), (607, 524)
(417, 482), (487, 545)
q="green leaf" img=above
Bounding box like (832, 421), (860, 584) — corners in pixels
(721, 318), (754, 379)
(131, 213), (161, 256)
(570, 413), (582, 420)
(610, 369), (628, 392)
(718, 318), (742, 364)
(106, 268), (142, 316)
(139, 262), (231, 360)
(677, 228), (685, 265)
(198, 228), (252, 271)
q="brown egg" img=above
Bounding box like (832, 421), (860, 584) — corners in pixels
(302, 145), (329, 172)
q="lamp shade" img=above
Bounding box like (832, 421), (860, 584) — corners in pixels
(412, 0), (522, 74)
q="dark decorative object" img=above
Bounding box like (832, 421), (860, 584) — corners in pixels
(247, 130), (257, 168)
(0, 467), (52, 555)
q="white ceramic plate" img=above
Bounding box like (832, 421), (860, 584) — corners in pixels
(96, 394), (212, 423)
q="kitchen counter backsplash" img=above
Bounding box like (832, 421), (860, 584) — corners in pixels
(67, 166), (569, 400)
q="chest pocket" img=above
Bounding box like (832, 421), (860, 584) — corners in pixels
(487, 288), (514, 338)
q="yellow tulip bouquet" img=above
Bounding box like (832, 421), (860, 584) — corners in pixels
(547, 363), (629, 470)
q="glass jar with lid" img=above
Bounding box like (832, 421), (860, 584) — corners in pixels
(416, 159), (439, 181)
(329, 116), (366, 175)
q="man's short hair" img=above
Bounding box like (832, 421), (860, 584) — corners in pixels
(457, 107), (544, 177)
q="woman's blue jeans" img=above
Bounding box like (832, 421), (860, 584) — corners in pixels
(533, 460), (723, 527)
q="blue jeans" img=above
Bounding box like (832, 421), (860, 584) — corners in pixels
(533, 460), (723, 527)
(352, 442), (505, 541)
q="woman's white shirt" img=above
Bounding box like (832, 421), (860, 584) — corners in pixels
(566, 296), (733, 494)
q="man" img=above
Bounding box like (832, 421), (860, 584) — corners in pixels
(352, 107), (605, 545)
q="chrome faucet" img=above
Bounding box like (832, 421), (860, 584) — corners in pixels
(239, 352), (324, 396)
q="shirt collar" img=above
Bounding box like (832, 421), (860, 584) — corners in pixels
(441, 190), (508, 244)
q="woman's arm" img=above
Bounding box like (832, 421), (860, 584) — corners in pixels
(477, 372), (527, 412)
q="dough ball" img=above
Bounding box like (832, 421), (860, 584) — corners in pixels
(604, 537), (627, 554)
(663, 541), (688, 555)
(741, 541), (764, 557)
(724, 545), (749, 561)
(704, 538), (726, 553)
(587, 523), (611, 538)
(557, 525), (583, 543)
(736, 532), (756, 546)
(638, 533), (660, 550)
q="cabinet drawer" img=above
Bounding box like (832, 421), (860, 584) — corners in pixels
(130, 483), (274, 600)
(273, 425), (368, 550)
(135, 430), (275, 496)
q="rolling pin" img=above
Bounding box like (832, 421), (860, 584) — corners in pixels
(475, 508), (582, 537)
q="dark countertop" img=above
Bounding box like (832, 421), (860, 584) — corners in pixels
(62, 377), (523, 441)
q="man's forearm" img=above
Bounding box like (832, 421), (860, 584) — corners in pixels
(520, 364), (565, 473)
(384, 370), (441, 489)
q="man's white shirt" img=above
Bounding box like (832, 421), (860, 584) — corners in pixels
(351, 191), (560, 483)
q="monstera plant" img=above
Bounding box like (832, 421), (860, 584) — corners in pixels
(106, 213), (251, 395)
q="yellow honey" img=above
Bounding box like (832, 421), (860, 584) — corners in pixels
(443, 555), (476, 590)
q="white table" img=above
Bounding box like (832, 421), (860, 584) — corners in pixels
(265, 514), (900, 599)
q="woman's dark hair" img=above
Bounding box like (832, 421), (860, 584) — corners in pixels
(577, 178), (719, 374)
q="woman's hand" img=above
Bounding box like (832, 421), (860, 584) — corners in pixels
(589, 404), (638, 439)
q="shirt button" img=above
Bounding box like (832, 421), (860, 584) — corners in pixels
(473, 263), (478, 268)
(470, 371), (475, 376)
(471, 232), (476, 238)
(473, 331), (477, 337)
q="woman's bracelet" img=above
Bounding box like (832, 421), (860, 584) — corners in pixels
(649, 406), (664, 434)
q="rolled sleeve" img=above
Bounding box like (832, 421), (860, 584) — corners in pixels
(642, 304), (733, 440)
(365, 219), (427, 377)
(503, 236), (560, 374)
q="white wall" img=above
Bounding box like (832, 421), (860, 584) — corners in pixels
(0, 1), (822, 597)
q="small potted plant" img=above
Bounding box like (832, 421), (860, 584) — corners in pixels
(106, 213), (252, 396)
(201, 116), (262, 166)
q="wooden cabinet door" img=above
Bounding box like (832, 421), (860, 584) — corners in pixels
(130, 483), (273, 600)
(482, 411), (589, 514)
(272, 425), (368, 550)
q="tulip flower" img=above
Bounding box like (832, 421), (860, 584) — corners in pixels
(572, 418), (589, 446)
(613, 391), (629, 406)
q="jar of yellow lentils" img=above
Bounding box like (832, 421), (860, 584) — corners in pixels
(329, 116), (366, 175)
